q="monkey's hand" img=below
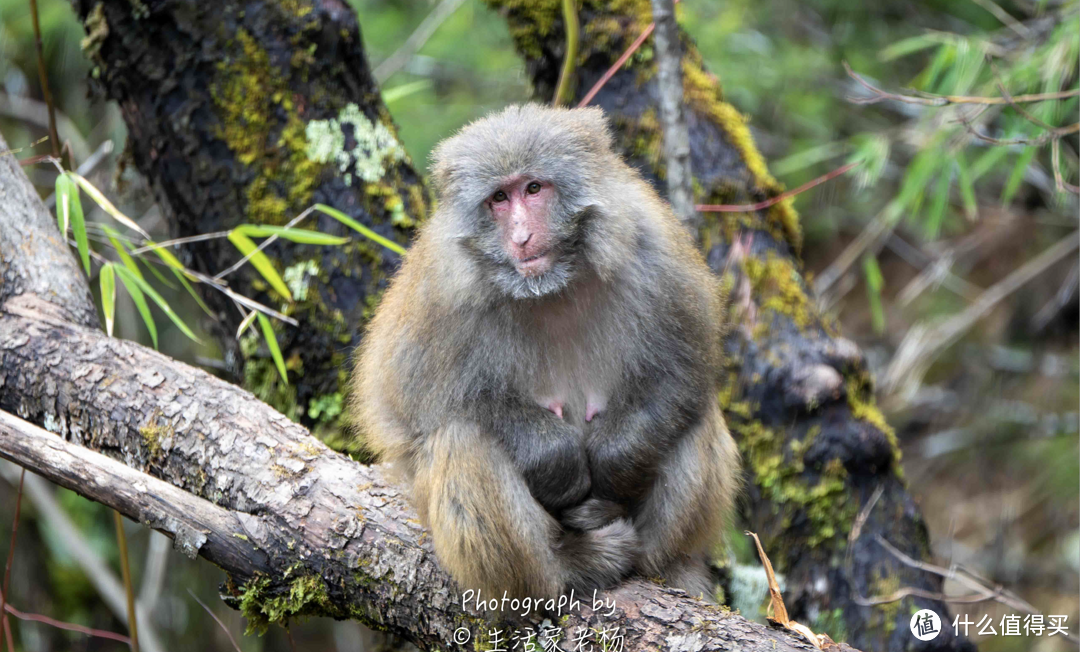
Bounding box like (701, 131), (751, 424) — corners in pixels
(559, 518), (639, 592)
(585, 368), (709, 504)
(488, 402), (592, 516)
(561, 497), (627, 531)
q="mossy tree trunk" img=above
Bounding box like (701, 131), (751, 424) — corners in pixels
(72, 0), (428, 452)
(484, 1), (974, 650)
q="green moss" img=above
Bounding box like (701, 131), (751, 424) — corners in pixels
(139, 419), (173, 460)
(742, 251), (814, 332)
(212, 29), (324, 226)
(869, 571), (902, 635)
(80, 3), (109, 63)
(239, 574), (333, 635)
(846, 375), (903, 473)
(306, 103), (407, 187)
(483, 0), (562, 60)
(719, 381), (856, 554)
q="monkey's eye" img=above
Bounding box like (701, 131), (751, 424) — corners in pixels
(526, 182), (542, 195)
(492, 190), (508, 203)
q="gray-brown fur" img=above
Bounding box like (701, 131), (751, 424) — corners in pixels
(354, 104), (740, 600)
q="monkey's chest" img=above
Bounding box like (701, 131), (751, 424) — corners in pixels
(528, 334), (627, 428)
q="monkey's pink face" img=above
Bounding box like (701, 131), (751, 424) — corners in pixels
(486, 177), (556, 278)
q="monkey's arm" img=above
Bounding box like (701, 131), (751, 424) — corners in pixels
(414, 422), (637, 598)
(584, 356), (711, 504)
(477, 393), (592, 516)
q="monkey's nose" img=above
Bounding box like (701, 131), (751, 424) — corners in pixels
(512, 230), (533, 247)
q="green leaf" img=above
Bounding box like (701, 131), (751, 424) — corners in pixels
(1001, 147), (1037, 206)
(172, 268), (214, 317)
(114, 265), (158, 349)
(383, 79), (433, 105)
(954, 153), (978, 220)
(69, 173), (151, 239)
(100, 225), (145, 282)
(236, 310), (258, 339)
(924, 166), (953, 240)
(114, 265), (200, 344)
(234, 224), (349, 246)
(55, 172), (74, 235)
(862, 254), (886, 335)
(257, 313), (289, 385)
(226, 231), (293, 301)
(99, 263), (116, 337)
(313, 204), (407, 256)
(58, 174), (91, 275)
(969, 145), (1011, 182)
(879, 34), (941, 61)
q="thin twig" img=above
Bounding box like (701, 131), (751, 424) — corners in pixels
(697, 161), (860, 213)
(874, 535), (1079, 644)
(129, 231), (232, 256)
(884, 230), (1080, 397)
(187, 589), (242, 652)
(114, 511), (140, 652)
(969, 0), (1032, 39)
(577, 24), (655, 108)
(552, 0), (580, 106)
(3, 603), (131, 644)
(843, 61), (1078, 106)
(28, 0), (60, 161)
(0, 469), (23, 652)
(373, 0), (469, 83)
(213, 206), (316, 281)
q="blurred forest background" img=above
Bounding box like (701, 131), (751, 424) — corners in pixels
(0, 0), (1077, 650)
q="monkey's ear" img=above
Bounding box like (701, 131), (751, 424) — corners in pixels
(571, 106), (615, 154)
(430, 138), (460, 196)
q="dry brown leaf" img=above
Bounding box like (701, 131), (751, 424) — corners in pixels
(746, 530), (827, 649)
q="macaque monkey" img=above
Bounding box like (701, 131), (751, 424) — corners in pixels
(354, 104), (739, 600)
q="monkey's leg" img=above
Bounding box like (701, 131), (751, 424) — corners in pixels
(631, 402), (740, 600)
(415, 423), (636, 598)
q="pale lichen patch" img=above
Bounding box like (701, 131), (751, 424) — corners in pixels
(305, 104), (407, 187)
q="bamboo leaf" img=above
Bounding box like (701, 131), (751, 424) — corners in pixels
(924, 166), (953, 240)
(235, 224), (349, 246)
(954, 153), (978, 220)
(55, 172), (75, 235)
(99, 263), (116, 337)
(1002, 147), (1037, 206)
(69, 173), (151, 239)
(101, 225), (145, 282)
(863, 254), (886, 335)
(64, 175), (91, 276)
(226, 231), (293, 301)
(172, 268), (214, 317)
(383, 79), (433, 105)
(313, 204), (407, 255)
(114, 265), (158, 349)
(257, 313), (289, 385)
(236, 310), (258, 339)
(115, 265), (200, 343)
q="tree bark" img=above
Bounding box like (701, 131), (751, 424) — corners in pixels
(72, 0), (429, 453)
(0, 133), (854, 652)
(483, 2), (973, 650)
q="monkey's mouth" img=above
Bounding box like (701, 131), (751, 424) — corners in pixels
(514, 250), (554, 277)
